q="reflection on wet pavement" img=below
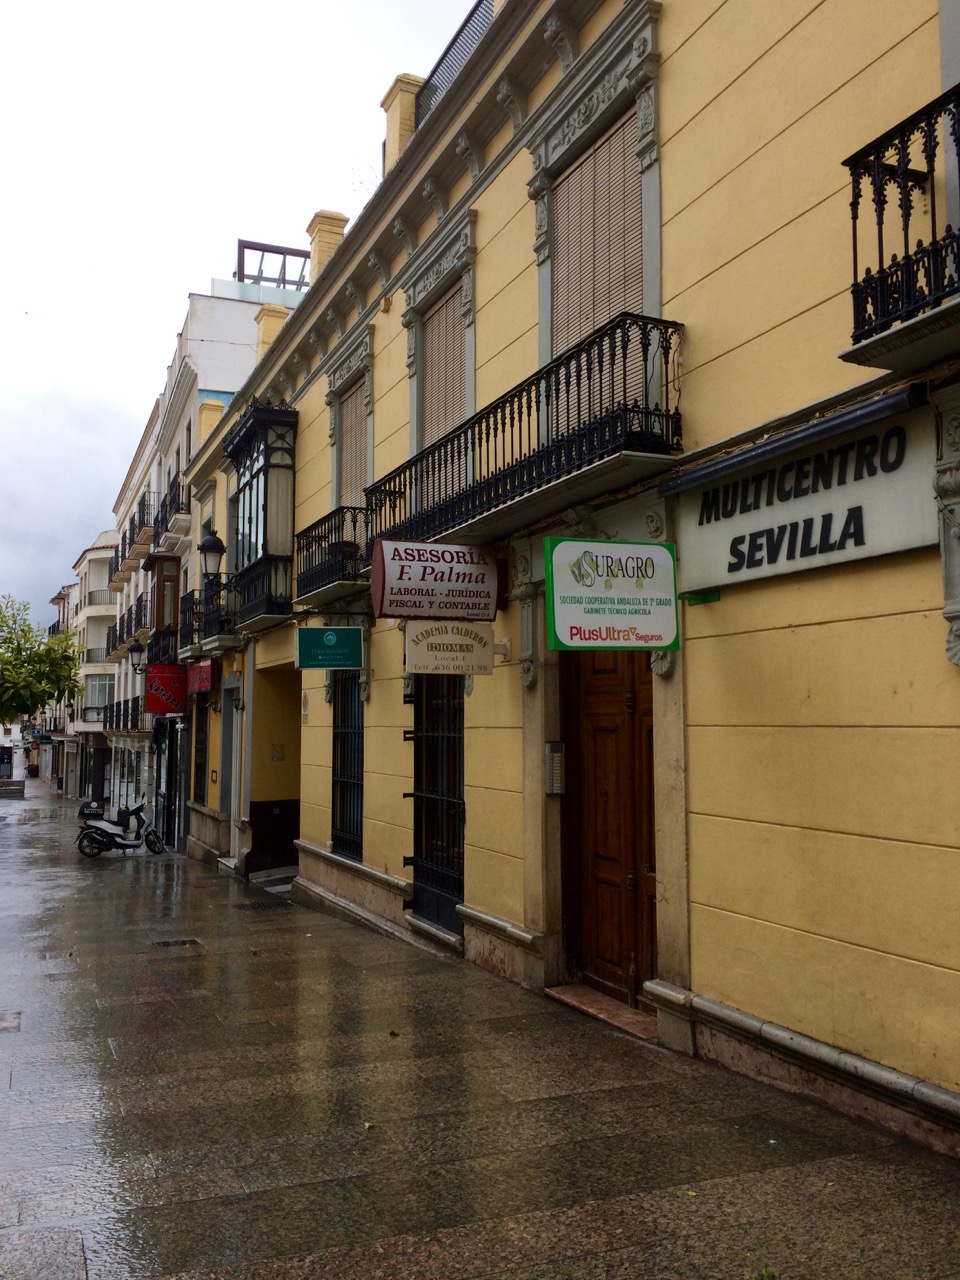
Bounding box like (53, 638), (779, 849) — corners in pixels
(2, 784), (960, 1278)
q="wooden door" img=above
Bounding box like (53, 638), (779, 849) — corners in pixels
(563, 649), (656, 1006)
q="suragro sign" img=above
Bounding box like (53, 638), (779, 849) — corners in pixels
(544, 538), (680, 651)
(370, 539), (502, 620)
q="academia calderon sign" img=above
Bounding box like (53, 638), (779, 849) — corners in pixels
(405, 620), (494, 675)
(370, 539), (502, 620)
(544, 538), (680, 651)
(676, 409), (938, 592)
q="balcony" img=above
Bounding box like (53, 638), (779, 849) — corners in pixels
(296, 506), (367, 608)
(147, 625), (179, 666)
(131, 492), (158, 551)
(842, 83), (960, 373)
(179, 591), (204, 658)
(108, 534), (133, 588)
(47, 621), (65, 638)
(415, 0), (493, 128)
(84, 647), (109, 664)
(133, 592), (152, 640)
(367, 312), (683, 548)
(79, 705), (105, 726)
(201, 581), (243, 654)
(235, 557), (293, 633)
(154, 474), (191, 551)
(79, 589), (116, 618)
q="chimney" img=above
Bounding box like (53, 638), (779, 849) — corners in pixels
(255, 304), (291, 363)
(197, 398), (225, 447)
(381, 74), (424, 173)
(307, 210), (350, 283)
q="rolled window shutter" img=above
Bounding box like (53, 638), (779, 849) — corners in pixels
(421, 283), (465, 447)
(338, 379), (366, 509)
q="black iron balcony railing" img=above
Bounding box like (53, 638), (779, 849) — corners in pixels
(845, 83), (960, 344)
(235, 557), (293, 626)
(367, 312), (683, 548)
(415, 0), (493, 128)
(202, 580), (237, 642)
(47, 621), (64, 637)
(296, 507), (367, 599)
(179, 591), (203, 649)
(106, 624), (119, 656)
(154, 475), (190, 547)
(134, 592), (151, 633)
(146, 625), (178, 665)
(84, 647), (108, 664)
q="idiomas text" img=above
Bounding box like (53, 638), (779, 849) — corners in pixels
(695, 426), (907, 574)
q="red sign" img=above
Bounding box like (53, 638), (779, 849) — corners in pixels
(145, 664), (187, 715)
(370, 539), (504, 621)
(186, 659), (213, 693)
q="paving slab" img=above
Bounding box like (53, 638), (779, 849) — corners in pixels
(1, 782), (959, 1279)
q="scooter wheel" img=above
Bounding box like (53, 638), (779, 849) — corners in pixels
(145, 830), (164, 855)
(78, 831), (106, 858)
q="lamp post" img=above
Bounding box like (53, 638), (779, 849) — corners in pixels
(127, 638), (147, 675)
(198, 531), (227, 583)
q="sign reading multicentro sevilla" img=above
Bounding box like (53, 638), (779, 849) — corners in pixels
(370, 539), (502, 620)
(544, 538), (679, 651)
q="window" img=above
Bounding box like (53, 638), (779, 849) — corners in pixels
(420, 283), (466, 446)
(552, 111), (644, 354)
(338, 379), (367, 509)
(409, 675), (465, 935)
(85, 674), (114, 708)
(331, 670), (364, 860)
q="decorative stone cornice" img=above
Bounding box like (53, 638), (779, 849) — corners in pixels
(422, 177), (448, 222)
(393, 215), (417, 259)
(544, 9), (579, 72)
(345, 280), (365, 316)
(367, 250), (390, 290)
(325, 306), (345, 342)
(456, 131), (483, 182)
(400, 207), (478, 327)
(497, 76), (527, 130)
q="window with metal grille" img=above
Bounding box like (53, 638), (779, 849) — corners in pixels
(552, 111), (643, 354)
(331, 669), (364, 861)
(405, 675), (465, 935)
(192, 698), (208, 805)
(338, 378), (366, 509)
(420, 284), (465, 447)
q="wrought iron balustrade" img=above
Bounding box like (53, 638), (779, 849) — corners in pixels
(179, 591), (203, 648)
(47, 622), (63, 637)
(106, 625), (119, 656)
(154, 476), (190, 546)
(296, 507), (367, 598)
(158, 625), (178, 664)
(134, 592), (151, 633)
(86, 589), (114, 608)
(367, 312), (683, 547)
(845, 84), (960, 343)
(108, 550), (121, 583)
(202, 580), (237, 641)
(84, 647), (108, 664)
(117, 615), (128, 647)
(415, 0), (493, 127)
(235, 557), (293, 626)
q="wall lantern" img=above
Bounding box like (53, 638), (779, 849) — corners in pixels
(127, 638), (148, 675)
(199, 531), (227, 582)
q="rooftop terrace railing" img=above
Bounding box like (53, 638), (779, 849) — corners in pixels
(415, 0), (494, 128)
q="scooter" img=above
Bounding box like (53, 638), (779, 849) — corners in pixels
(76, 798), (165, 858)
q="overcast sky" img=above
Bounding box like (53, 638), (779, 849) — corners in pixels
(1, 0), (463, 623)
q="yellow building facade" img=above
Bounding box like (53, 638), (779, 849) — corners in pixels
(184, 0), (960, 1147)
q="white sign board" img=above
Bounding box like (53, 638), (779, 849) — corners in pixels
(676, 409), (938, 591)
(544, 538), (679, 650)
(405, 620), (494, 675)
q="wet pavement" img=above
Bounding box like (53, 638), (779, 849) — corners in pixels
(1, 785), (960, 1280)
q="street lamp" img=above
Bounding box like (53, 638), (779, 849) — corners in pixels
(127, 638), (147, 675)
(198, 531), (227, 582)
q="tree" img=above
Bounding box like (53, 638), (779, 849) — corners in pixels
(0, 594), (81, 724)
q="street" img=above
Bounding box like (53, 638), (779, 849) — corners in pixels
(1, 784), (959, 1280)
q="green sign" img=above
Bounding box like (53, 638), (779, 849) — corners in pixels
(544, 537), (680, 651)
(296, 627), (364, 670)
